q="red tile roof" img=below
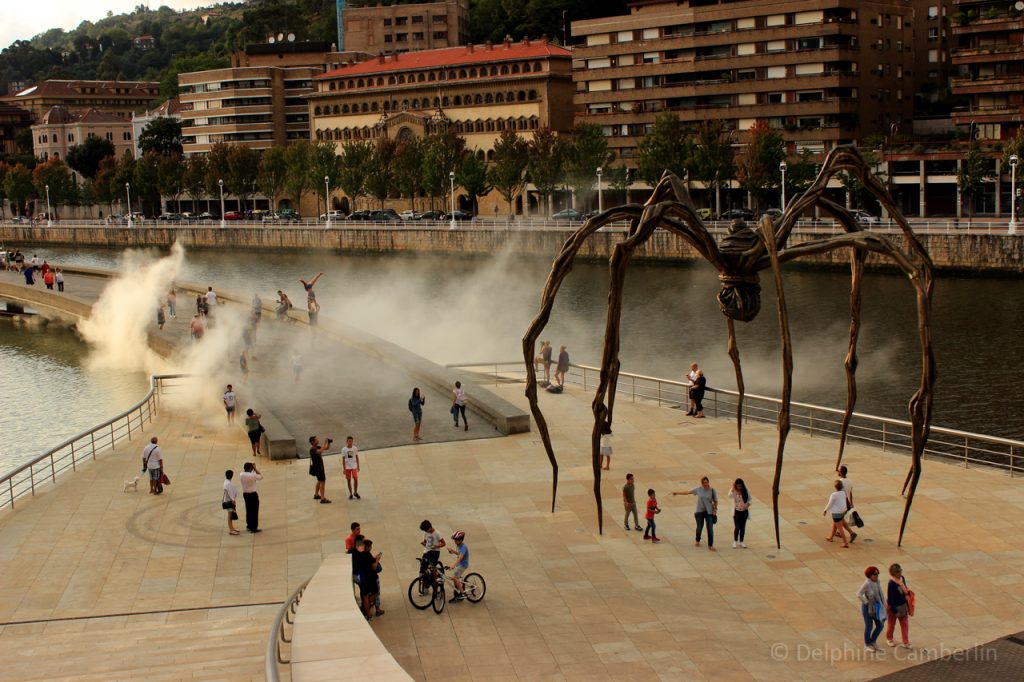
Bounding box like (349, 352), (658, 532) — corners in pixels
(318, 40), (570, 80)
(10, 79), (160, 99)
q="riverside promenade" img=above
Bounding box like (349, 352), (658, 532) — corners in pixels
(1, 376), (1023, 680)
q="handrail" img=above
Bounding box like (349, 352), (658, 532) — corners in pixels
(266, 577), (311, 682)
(0, 373), (192, 511)
(448, 361), (1024, 476)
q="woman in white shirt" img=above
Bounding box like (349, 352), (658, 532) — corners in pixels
(822, 480), (850, 548)
(223, 470), (240, 535)
(727, 478), (751, 549)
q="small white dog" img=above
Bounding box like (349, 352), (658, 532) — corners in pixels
(122, 476), (140, 493)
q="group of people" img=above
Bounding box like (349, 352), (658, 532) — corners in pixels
(307, 435), (362, 501)
(620, 474), (750, 550)
(406, 381), (471, 441)
(857, 563), (915, 652)
(685, 362), (707, 418)
(534, 341), (570, 388)
(10, 253), (65, 291)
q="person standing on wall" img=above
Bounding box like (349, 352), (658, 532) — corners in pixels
(239, 462), (263, 533)
(309, 435), (332, 504)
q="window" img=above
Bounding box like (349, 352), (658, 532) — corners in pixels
(927, 69), (938, 78)
(766, 40), (786, 53)
(766, 14), (786, 27)
(586, 34), (611, 46)
(796, 90), (823, 102)
(642, 28), (659, 39)
(395, 17), (407, 26)
(737, 69), (756, 81)
(767, 93), (784, 104)
(766, 66), (787, 79)
(928, 28), (938, 39)
(927, 6), (938, 19)
(413, 33), (424, 40)
(433, 32), (447, 40)
(384, 18), (392, 26)
(617, 30), (632, 42)
(588, 58), (612, 69)
(642, 52), (660, 64)
(396, 33), (407, 42)
(67, 134), (74, 142)
(106, 132), (113, 141)
(412, 15), (423, 23)
(928, 49), (938, 63)
(432, 15), (446, 23)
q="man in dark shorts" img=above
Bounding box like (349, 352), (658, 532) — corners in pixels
(308, 435), (332, 504)
(541, 341), (553, 383)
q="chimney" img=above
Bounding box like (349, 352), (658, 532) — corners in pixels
(523, 37), (531, 47)
(378, 54), (385, 64)
(503, 35), (513, 49)
(541, 35), (549, 45)
(467, 43), (474, 54)
(485, 40), (493, 51)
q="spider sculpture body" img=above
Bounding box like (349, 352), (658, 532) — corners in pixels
(522, 147), (935, 548)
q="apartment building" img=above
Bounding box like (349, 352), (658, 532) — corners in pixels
(912, 1), (954, 108)
(3, 79), (161, 123)
(949, 0), (1024, 141)
(132, 98), (184, 158)
(0, 102), (32, 155)
(309, 38), (573, 214)
(342, 0), (470, 54)
(32, 106), (133, 171)
(177, 42), (330, 155)
(572, 0), (915, 162)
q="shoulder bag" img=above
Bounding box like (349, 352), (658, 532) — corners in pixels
(221, 489), (235, 510)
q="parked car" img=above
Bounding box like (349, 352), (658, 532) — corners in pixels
(319, 210), (345, 221)
(369, 209), (401, 222)
(158, 213), (182, 221)
(399, 210), (421, 220)
(697, 208), (714, 220)
(196, 211), (217, 221)
(223, 211), (243, 220)
(552, 208), (584, 221)
(347, 210), (374, 220)
(418, 210), (445, 221)
(10, 215), (31, 224)
(278, 208), (301, 222)
(582, 210), (601, 221)
(718, 208), (755, 221)
(759, 208), (783, 220)
(852, 209), (880, 226)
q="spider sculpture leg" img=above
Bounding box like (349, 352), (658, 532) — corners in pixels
(522, 207), (644, 513)
(836, 249), (865, 471)
(725, 317), (744, 449)
(775, 231), (934, 547)
(759, 218), (794, 549)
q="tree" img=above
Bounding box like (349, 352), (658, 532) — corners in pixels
(138, 117), (184, 156)
(66, 136), (115, 180)
(258, 147), (287, 212)
(3, 163), (35, 216)
(365, 138), (397, 210)
(958, 142), (994, 217)
(336, 140), (373, 212)
(527, 127), (565, 217)
(393, 136), (424, 212)
(1002, 127), (1024, 197)
(226, 146), (261, 213)
(691, 121), (736, 217)
(564, 122), (609, 209)
(132, 153), (162, 217)
(838, 149), (884, 209)
(783, 149), (819, 205)
(283, 140), (315, 212)
(421, 127), (467, 210)
(93, 156), (119, 214)
(204, 143), (231, 211)
(156, 153), (184, 213)
(458, 153), (491, 216)
(32, 158), (76, 211)
(605, 164), (633, 204)
(736, 121), (786, 209)
(182, 154), (208, 213)
(487, 130), (529, 216)
(308, 140), (341, 214)
(636, 112), (693, 187)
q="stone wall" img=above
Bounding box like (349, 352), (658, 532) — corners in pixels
(2, 224), (1023, 273)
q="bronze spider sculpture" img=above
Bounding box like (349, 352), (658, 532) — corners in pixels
(522, 146), (935, 548)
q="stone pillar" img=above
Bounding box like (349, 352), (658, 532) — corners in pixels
(919, 160), (926, 218)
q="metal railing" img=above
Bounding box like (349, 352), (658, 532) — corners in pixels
(266, 577), (311, 682)
(450, 361), (1023, 476)
(0, 373), (191, 511)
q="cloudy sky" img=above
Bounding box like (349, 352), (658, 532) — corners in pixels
(2, 1), (216, 52)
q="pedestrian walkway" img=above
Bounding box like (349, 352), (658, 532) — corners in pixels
(1, 378), (1022, 680)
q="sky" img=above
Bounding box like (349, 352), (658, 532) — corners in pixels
(1, 1), (216, 53)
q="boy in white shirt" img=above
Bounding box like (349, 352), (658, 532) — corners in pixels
(341, 436), (361, 499)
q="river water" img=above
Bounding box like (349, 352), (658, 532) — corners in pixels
(2, 245), (1022, 477)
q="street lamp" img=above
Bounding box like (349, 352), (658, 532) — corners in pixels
(596, 166), (603, 213)
(779, 160), (788, 211)
(44, 184), (52, 227)
(1006, 153), (1019, 229)
(218, 179), (225, 229)
(449, 171), (456, 230)
(324, 175), (331, 229)
(125, 182), (132, 228)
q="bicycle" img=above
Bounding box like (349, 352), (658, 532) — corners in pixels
(407, 558), (447, 614)
(438, 567), (486, 605)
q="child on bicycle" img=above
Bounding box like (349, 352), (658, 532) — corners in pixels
(419, 519), (446, 572)
(446, 530), (469, 601)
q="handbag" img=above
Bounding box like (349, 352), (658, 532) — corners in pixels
(308, 463), (316, 476)
(851, 510), (864, 528)
(161, 472), (170, 485)
(222, 501), (234, 510)
(895, 603), (909, 619)
(450, 404), (458, 416)
(874, 600), (887, 622)
(710, 514), (718, 525)
(230, 510), (239, 521)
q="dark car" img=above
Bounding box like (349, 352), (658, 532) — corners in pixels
(718, 208), (755, 221)
(157, 213), (182, 221)
(223, 211), (243, 220)
(369, 209), (401, 222)
(196, 211), (217, 221)
(277, 208), (301, 222)
(347, 210), (374, 221)
(582, 210), (601, 221)
(552, 208), (583, 221)
(418, 210), (445, 221)
(446, 210), (474, 221)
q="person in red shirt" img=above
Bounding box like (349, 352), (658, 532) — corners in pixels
(42, 269), (55, 289)
(643, 489), (661, 543)
(345, 522), (361, 553)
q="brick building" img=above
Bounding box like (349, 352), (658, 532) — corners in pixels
(32, 106), (134, 173)
(342, 0), (471, 54)
(0, 102), (32, 156)
(3, 80), (161, 123)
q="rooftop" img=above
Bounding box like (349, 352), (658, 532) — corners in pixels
(9, 79), (160, 99)
(317, 39), (569, 79)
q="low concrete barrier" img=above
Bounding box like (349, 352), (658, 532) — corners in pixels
(289, 554), (411, 681)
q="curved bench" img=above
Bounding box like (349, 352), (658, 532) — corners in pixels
(289, 554), (412, 681)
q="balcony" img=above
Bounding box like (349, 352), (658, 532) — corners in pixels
(949, 73), (1024, 94)
(951, 44), (1024, 64)
(951, 104), (1024, 125)
(951, 15), (1024, 34)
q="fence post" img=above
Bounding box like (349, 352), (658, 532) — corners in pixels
(632, 376), (636, 403)
(71, 442), (76, 471)
(50, 453), (56, 483)
(582, 367), (586, 391)
(111, 423), (115, 449)
(1011, 446), (1015, 478)
(7, 478), (13, 509)
(127, 412), (132, 440)
(882, 423), (886, 452)
(964, 436), (969, 468)
(139, 405), (144, 433)
(809, 409), (814, 437)
(91, 432), (96, 460)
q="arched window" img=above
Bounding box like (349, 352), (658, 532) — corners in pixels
(448, 70), (456, 80)
(517, 91), (526, 102)
(518, 118), (527, 130)
(357, 79), (365, 88)
(418, 73), (425, 82)
(487, 149), (495, 162)
(442, 96), (450, 106)
(474, 94), (483, 104)
(495, 93), (505, 103)
(401, 99), (409, 109)
(506, 91), (514, 102)
(433, 97), (440, 107)
(429, 72), (436, 81)
(476, 149), (485, 160)
(383, 101), (390, 111)
(314, 106), (322, 116)
(491, 66), (499, 76)
(528, 90), (538, 101)
(484, 93), (493, 103)
(329, 82), (337, 91)
(512, 64), (520, 74)
(371, 102), (378, 112)
(533, 62), (542, 72)
(500, 65), (509, 75)
(315, 129), (323, 140)
(486, 120), (494, 132)
(469, 68), (477, 77)
(398, 75), (406, 84)
(453, 95), (462, 106)
(459, 69), (467, 78)
(363, 103), (370, 112)
(388, 76), (396, 85)
(497, 119), (505, 131)
(377, 77), (384, 86)
(342, 104), (349, 114)
(475, 120), (484, 133)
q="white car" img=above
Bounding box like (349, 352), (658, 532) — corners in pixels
(399, 210), (421, 220)
(852, 210), (880, 226)
(319, 210), (345, 221)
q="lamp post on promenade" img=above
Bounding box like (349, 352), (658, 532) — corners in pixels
(779, 160), (787, 211)
(449, 171), (456, 230)
(324, 175), (331, 229)
(218, 179), (225, 229)
(1010, 154), (1019, 235)
(125, 183), (132, 229)
(596, 166), (603, 213)
(45, 184), (52, 227)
